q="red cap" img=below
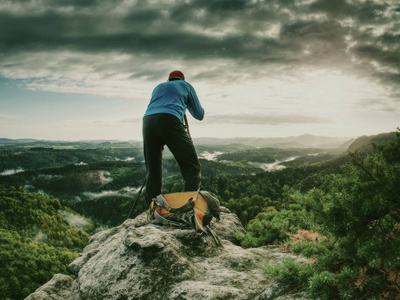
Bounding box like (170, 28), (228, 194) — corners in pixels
(168, 70), (185, 80)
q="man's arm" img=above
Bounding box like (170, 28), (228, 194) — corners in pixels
(187, 84), (205, 121)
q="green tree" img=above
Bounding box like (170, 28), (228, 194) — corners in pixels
(262, 147), (400, 299)
(0, 186), (93, 300)
(0, 230), (78, 300)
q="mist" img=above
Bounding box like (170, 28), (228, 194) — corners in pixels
(58, 210), (91, 229)
(0, 168), (25, 176)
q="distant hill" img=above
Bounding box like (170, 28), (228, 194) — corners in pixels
(7, 133), (397, 151)
(336, 138), (355, 151)
(271, 141), (306, 149)
(347, 132), (397, 152)
(0, 138), (17, 144)
(0, 138), (39, 144)
(77, 139), (125, 143)
(2, 135), (351, 149)
(196, 143), (255, 154)
(194, 134), (350, 149)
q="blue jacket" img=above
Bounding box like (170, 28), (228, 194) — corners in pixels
(144, 80), (205, 122)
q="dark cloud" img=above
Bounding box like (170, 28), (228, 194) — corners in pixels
(0, 0), (399, 91)
(123, 8), (163, 24)
(379, 32), (400, 46)
(0, 10), (284, 61)
(354, 45), (400, 68)
(192, 0), (250, 12)
(355, 1), (394, 25)
(378, 72), (400, 85)
(280, 20), (348, 52)
(354, 97), (397, 112)
(309, 0), (391, 24)
(309, 0), (352, 16)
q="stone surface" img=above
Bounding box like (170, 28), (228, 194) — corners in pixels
(26, 209), (312, 300)
(25, 274), (74, 300)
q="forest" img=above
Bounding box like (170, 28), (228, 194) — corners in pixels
(0, 130), (399, 299)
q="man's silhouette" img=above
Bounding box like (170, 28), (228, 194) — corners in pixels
(142, 70), (205, 205)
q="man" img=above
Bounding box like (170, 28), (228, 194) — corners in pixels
(142, 70), (205, 206)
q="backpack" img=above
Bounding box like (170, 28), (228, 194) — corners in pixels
(148, 190), (221, 243)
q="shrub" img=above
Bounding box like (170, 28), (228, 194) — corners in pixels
(268, 149), (400, 298)
(264, 259), (315, 292)
(238, 203), (313, 248)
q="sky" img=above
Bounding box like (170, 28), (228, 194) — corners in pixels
(0, 0), (399, 141)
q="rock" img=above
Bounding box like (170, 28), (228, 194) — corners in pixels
(25, 274), (74, 300)
(26, 209), (312, 300)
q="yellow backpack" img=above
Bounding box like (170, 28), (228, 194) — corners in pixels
(149, 190), (221, 243)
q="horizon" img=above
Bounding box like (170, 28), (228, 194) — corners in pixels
(2, 132), (355, 140)
(1, 1), (399, 140)
(1, 131), (368, 143)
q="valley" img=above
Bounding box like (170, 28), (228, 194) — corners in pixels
(1, 131), (399, 300)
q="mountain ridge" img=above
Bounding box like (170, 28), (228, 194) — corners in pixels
(193, 134), (352, 149)
(1, 134), (352, 149)
(347, 131), (397, 152)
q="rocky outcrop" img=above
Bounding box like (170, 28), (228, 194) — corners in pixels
(25, 274), (74, 300)
(26, 209), (311, 300)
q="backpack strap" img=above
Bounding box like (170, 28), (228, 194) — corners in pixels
(153, 209), (187, 227)
(199, 191), (221, 221)
(188, 188), (200, 205)
(154, 194), (172, 211)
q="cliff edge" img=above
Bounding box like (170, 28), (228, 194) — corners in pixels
(26, 208), (311, 300)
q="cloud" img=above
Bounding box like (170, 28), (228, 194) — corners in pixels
(199, 151), (225, 161)
(0, 114), (20, 120)
(0, 168), (25, 176)
(353, 45), (400, 71)
(248, 156), (298, 172)
(82, 186), (141, 200)
(354, 97), (397, 112)
(33, 230), (48, 242)
(0, 12), (284, 63)
(58, 209), (91, 229)
(206, 113), (329, 125)
(98, 171), (112, 184)
(0, 0), (399, 100)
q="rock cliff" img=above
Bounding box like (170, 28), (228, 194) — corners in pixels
(26, 208), (311, 300)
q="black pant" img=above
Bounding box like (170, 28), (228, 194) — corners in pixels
(142, 113), (201, 206)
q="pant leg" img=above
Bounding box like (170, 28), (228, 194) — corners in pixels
(142, 115), (164, 206)
(161, 115), (202, 192)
